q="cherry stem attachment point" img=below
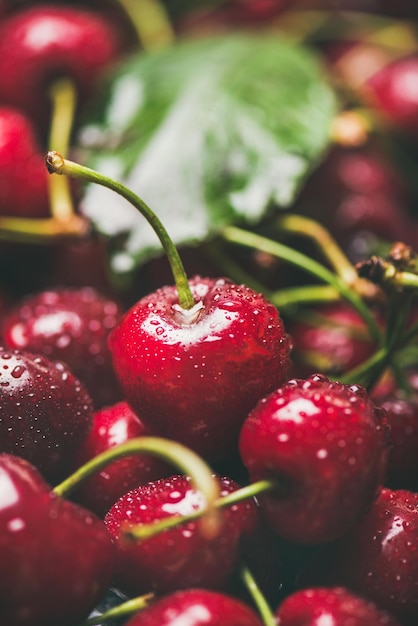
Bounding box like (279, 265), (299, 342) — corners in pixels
(82, 592), (154, 626)
(46, 151), (195, 310)
(122, 479), (276, 542)
(53, 437), (221, 539)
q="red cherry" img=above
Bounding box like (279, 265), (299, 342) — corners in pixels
(0, 347), (94, 482)
(109, 276), (292, 461)
(276, 586), (400, 626)
(2, 286), (124, 408)
(72, 401), (170, 517)
(0, 5), (121, 125)
(0, 107), (49, 219)
(299, 488), (418, 625)
(239, 374), (389, 544)
(0, 452), (114, 626)
(123, 588), (263, 626)
(288, 301), (379, 378)
(366, 55), (418, 138)
(104, 474), (261, 595)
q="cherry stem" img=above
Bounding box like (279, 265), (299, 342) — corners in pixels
(270, 284), (340, 309)
(53, 437), (221, 539)
(46, 152), (195, 310)
(116, 0), (175, 51)
(47, 78), (78, 222)
(221, 225), (382, 343)
(122, 479), (276, 541)
(240, 565), (277, 626)
(82, 592), (154, 626)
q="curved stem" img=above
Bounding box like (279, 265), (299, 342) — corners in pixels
(123, 479), (276, 541)
(46, 152), (195, 310)
(82, 593), (154, 626)
(53, 437), (220, 539)
(222, 225), (382, 344)
(270, 285), (340, 310)
(116, 0), (175, 51)
(240, 565), (277, 626)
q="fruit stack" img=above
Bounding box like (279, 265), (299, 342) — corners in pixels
(1, 1), (418, 625)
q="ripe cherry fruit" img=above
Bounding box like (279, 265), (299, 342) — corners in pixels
(0, 452), (114, 626)
(239, 374), (389, 544)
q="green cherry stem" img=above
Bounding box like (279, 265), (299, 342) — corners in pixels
(240, 565), (277, 626)
(116, 0), (175, 51)
(82, 593), (154, 626)
(221, 225), (382, 343)
(53, 437), (221, 539)
(46, 152), (195, 310)
(122, 479), (276, 541)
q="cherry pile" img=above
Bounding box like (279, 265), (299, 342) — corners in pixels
(1, 2), (418, 626)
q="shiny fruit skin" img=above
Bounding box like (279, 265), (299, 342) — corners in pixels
(0, 453), (114, 626)
(109, 276), (292, 461)
(72, 401), (169, 517)
(0, 347), (93, 482)
(123, 588), (263, 626)
(239, 374), (389, 544)
(2, 286), (123, 408)
(298, 488), (418, 626)
(104, 474), (260, 595)
(275, 586), (400, 626)
(0, 107), (49, 219)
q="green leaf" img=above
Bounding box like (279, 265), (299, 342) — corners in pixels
(75, 33), (338, 275)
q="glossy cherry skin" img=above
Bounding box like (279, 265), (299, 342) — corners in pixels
(0, 5), (121, 125)
(0, 453), (114, 626)
(239, 374), (389, 544)
(109, 276), (292, 461)
(0, 107), (49, 219)
(123, 588), (263, 626)
(104, 474), (261, 596)
(2, 286), (124, 408)
(0, 347), (93, 482)
(275, 587), (400, 626)
(298, 488), (418, 626)
(366, 55), (418, 138)
(72, 401), (170, 517)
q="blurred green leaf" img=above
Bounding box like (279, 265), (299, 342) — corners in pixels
(75, 34), (338, 275)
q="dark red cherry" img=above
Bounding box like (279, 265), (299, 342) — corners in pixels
(2, 286), (123, 408)
(123, 588), (263, 626)
(239, 374), (389, 544)
(72, 401), (170, 517)
(109, 276), (292, 462)
(0, 452), (114, 626)
(0, 5), (121, 126)
(276, 586), (400, 626)
(104, 474), (261, 596)
(0, 347), (93, 482)
(299, 488), (418, 626)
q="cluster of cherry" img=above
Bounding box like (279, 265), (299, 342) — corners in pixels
(1, 2), (418, 626)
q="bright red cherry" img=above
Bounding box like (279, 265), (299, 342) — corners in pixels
(239, 374), (389, 544)
(0, 452), (114, 626)
(0, 347), (94, 482)
(2, 286), (124, 408)
(109, 276), (292, 461)
(276, 586), (400, 626)
(104, 474), (261, 596)
(123, 588), (263, 626)
(71, 401), (170, 517)
(0, 107), (49, 219)
(0, 5), (121, 125)
(299, 488), (418, 626)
